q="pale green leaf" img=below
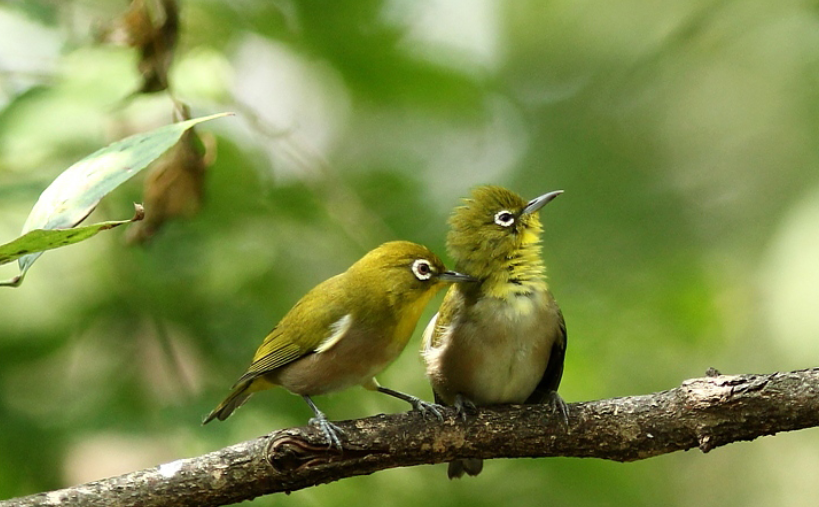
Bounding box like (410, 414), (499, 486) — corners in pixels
(0, 205), (145, 287)
(8, 112), (231, 287)
(21, 112), (231, 234)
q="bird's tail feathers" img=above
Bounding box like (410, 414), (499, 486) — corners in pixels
(202, 380), (254, 424)
(447, 458), (484, 479)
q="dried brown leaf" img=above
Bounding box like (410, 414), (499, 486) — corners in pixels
(126, 127), (214, 244)
(99, 0), (179, 93)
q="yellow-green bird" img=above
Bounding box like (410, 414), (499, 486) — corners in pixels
(204, 241), (474, 448)
(422, 185), (567, 478)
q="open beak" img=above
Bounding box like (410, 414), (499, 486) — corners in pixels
(438, 270), (477, 283)
(521, 190), (563, 215)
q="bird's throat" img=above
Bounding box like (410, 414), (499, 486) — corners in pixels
(462, 241), (548, 299)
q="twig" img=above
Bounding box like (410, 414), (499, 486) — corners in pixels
(3, 368), (817, 507)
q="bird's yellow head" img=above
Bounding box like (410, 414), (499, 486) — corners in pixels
(447, 185), (562, 282)
(348, 241), (474, 315)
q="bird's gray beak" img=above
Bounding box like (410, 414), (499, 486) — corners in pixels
(521, 190), (563, 215)
(438, 270), (477, 283)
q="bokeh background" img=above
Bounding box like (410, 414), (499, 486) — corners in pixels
(2, 0), (819, 505)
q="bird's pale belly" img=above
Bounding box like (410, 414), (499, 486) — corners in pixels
(272, 330), (405, 396)
(437, 294), (554, 405)
(464, 346), (546, 404)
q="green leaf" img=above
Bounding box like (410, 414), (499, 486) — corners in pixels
(20, 113), (231, 234)
(0, 205), (145, 287)
(5, 112), (232, 287)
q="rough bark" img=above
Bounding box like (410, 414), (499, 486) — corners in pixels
(2, 368), (818, 507)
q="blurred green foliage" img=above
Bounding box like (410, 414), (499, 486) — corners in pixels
(2, 0), (819, 505)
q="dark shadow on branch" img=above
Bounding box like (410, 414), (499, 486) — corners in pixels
(3, 368), (818, 507)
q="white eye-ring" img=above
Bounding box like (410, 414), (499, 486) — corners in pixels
(412, 259), (433, 281)
(494, 210), (515, 227)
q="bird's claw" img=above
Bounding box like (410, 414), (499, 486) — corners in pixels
(454, 394), (478, 422)
(547, 392), (570, 427)
(375, 386), (444, 421)
(308, 416), (345, 450)
(410, 398), (444, 421)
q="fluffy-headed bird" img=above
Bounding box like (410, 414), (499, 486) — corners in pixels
(422, 186), (567, 478)
(204, 241), (474, 448)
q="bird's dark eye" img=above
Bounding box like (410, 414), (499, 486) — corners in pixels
(412, 259), (433, 281)
(494, 210), (515, 227)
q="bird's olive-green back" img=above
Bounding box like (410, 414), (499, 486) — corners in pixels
(236, 241), (450, 386)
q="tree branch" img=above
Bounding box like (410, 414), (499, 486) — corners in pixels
(4, 368), (818, 507)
